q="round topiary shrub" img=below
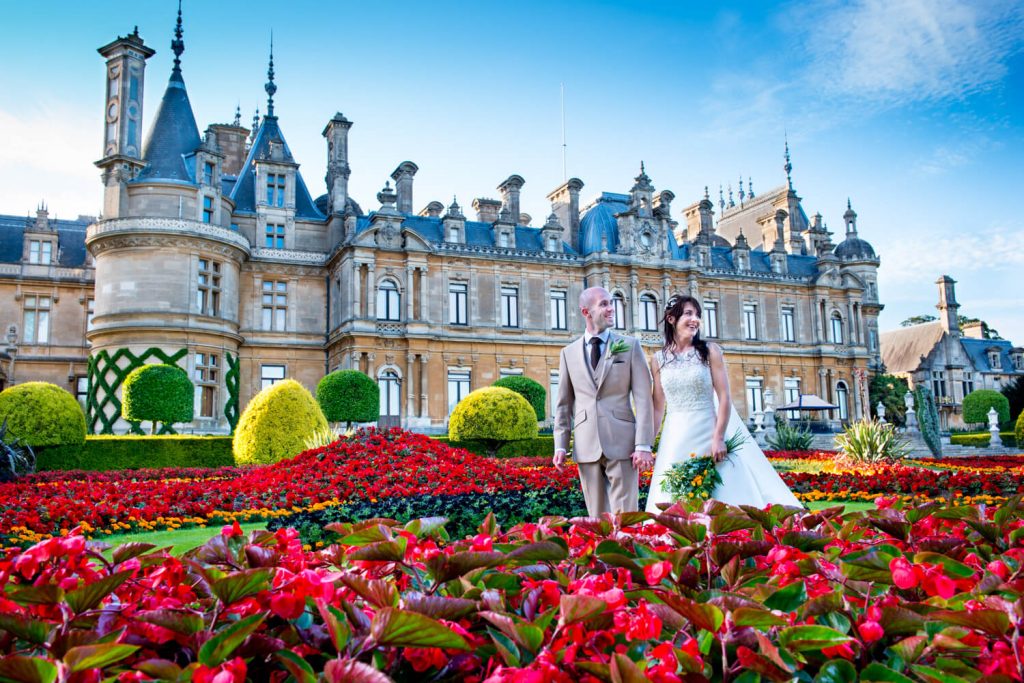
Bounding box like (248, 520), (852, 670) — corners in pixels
(233, 379), (329, 465)
(316, 370), (379, 428)
(493, 376), (546, 421)
(1016, 411), (1024, 453)
(122, 364), (194, 434)
(962, 389), (1010, 426)
(449, 386), (538, 454)
(0, 382), (86, 447)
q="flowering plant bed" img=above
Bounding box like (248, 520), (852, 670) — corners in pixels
(3, 497), (1024, 681)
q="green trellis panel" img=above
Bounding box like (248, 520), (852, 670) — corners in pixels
(87, 347), (189, 434)
(224, 351), (240, 433)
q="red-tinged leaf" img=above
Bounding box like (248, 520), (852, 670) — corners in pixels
(613, 511), (651, 529)
(477, 512), (498, 536)
(403, 516), (449, 540)
(574, 662), (610, 679)
(890, 636), (928, 664)
(323, 658), (395, 683)
(425, 551), (504, 583)
(65, 571), (133, 614)
(778, 625), (853, 652)
(209, 568), (274, 605)
(133, 659), (182, 680)
(930, 609), (1010, 637)
(191, 535), (236, 565)
(506, 540), (569, 565)
(647, 603), (687, 632)
(111, 542), (157, 565)
(369, 607), (469, 650)
(733, 607), (788, 628)
(487, 627), (521, 667)
(274, 650), (315, 683)
(909, 664), (972, 683)
(197, 612), (266, 667)
(609, 653), (648, 683)
(654, 592), (723, 633)
(315, 602), (351, 653)
(0, 613), (51, 645)
(559, 594), (607, 625)
(755, 631), (795, 673)
(710, 512), (759, 535)
(402, 593), (477, 620)
(0, 656), (57, 683)
(653, 515), (707, 543)
(711, 540), (774, 566)
(860, 662), (916, 683)
(244, 545), (280, 568)
(63, 643), (139, 673)
(9, 585), (64, 606)
(569, 516), (614, 537)
(879, 606), (925, 636)
(324, 522), (353, 536)
(339, 573), (399, 608)
(738, 647), (792, 682)
(339, 524), (393, 547)
(346, 539), (407, 563)
(930, 633), (981, 654)
(135, 609), (205, 635)
(912, 552), (976, 579)
(478, 612), (544, 653)
(779, 530), (831, 552)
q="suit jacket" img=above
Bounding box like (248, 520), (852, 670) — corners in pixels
(553, 333), (655, 463)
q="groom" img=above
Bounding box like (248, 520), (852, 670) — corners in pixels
(553, 286), (655, 516)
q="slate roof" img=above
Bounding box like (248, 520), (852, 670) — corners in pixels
(960, 338), (1023, 374)
(134, 69), (201, 183)
(0, 214), (92, 267)
(353, 214), (578, 254)
(579, 193), (629, 254)
(835, 236), (877, 260)
(880, 321), (945, 374)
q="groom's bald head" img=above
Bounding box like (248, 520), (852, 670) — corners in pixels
(580, 287), (613, 334)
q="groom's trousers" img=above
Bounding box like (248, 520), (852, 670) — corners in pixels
(578, 455), (638, 517)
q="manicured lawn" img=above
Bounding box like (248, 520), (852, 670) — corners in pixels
(100, 522), (266, 555)
(806, 499), (873, 512)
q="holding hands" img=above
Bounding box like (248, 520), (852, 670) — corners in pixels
(631, 450), (655, 471)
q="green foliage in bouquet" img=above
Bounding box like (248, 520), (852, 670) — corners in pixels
(661, 431), (747, 504)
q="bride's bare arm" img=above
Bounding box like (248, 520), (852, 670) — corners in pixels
(650, 356), (665, 450)
(708, 343), (731, 461)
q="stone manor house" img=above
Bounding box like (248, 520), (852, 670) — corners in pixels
(0, 13), (884, 434)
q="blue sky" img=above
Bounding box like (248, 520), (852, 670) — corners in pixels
(1, 1), (1021, 342)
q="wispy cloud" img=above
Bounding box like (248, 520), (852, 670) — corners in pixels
(878, 224), (1024, 286)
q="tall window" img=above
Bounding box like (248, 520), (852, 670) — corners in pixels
(86, 298), (95, 331)
(377, 280), (401, 321)
(703, 301), (719, 338)
(23, 295), (50, 344)
(29, 241), (53, 265)
(76, 377), (88, 412)
(743, 303), (758, 340)
(868, 329), (878, 351)
(449, 283), (467, 325)
(498, 232), (510, 248)
(447, 370), (470, 415)
(613, 293), (626, 330)
(202, 161), (214, 185)
(266, 173), (285, 207)
(746, 377), (764, 417)
(501, 287), (519, 327)
(830, 313), (844, 344)
(640, 294), (658, 331)
(835, 382), (849, 421)
(931, 370), (947, 401)
(197, 259), (221, 316)
(194, 353), (219, 418)
(784, 377), (800, 419)
(781, 306), (795, 342)
(448, 226), (460, 242)
(260, 364), (285, 390)
(379, 370), (401, 420)
(550, 291), (567, 330)
(962, 372), (974, 398)
(261, 280), (287, 331)
(202, 196), (213, 224)
(265, 224), (285, 249)
(549, 370), (560, 421)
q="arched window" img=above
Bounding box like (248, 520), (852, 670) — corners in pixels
(830, 312), (844, 344)
(376, 280), (401, 321)
(613, 293), (627, 330)
(640, 294), (658, 331)
(835, 382), (849, 422)
(378, 369), (401, 426)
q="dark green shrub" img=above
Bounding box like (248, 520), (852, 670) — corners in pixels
(1002, 376), (1024, 423)
(949, 433), (1018, 449)
(493, 376), (546, 421)
(1016, 411), (1024, 453)
(962, 389), (1010, 426)
(234, 379), (328, 465)
(449, 387), (538, 454)
(915, 386), (942, 457)
(121, 364), (194, 434)
(0, 382), (86, 447)
(35, 435), (233, 471)
(869, 374), (910, 426)
(316, 370), (379, 428)
(495, 436), (557, 458)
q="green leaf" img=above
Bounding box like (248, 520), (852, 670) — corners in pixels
(402, 593), (477, 621)
(197, 612), (266, 667)
(65, 571), (133, 614)
(63, 644), (140, 673)
(403, 516), (449, 540)
(733, 607), (788, 629)
(487, 627), (521, 667)
(909, 664), (972, 683)
(339, 525), (392, 547)
(879, 606), (925, 636)
(610, 653), (648, 683)
(912, 552), (975, 579)
(613, 511), (651, 529)
(780, 530), (831, 552)
(323, 658), (395, 683)
(814, 659), (857, 683)
(346, 538), (408, 563)
(559, 594), (607, 625)
(133, 659), (182, 680)
(710, 512), (759, 535)
(274, 650), (315, 683)
(8, 585), (64, 606)
(340, 574), (399, 608)
(369, 607), (469, 650)
(0, 613), (51, 645)
(0, 656), (57, 683)
(929, 609), (1009, 637)
(135, 609), (205, 635)
(111, 542), (157, 565)
(764, 581), (808, 613)
(889, 635), (927, 664)
(505, 541), (568, 565)
(426, 551), (504, 583)
(860, 663), (916, 683)
(209, 568), (274, 605)
(315, 603), (351, 653)
(778, 625), (853, 652)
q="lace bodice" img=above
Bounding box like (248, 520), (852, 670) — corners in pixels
(657, 348), (714, 412)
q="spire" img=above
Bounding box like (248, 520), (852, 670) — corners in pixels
(738, 174), (745, 203)
(233, 104), (241, 127)
(727, 184), (735, 208)
(265, 33), (277, 118)
(784, 135), (793, 190)
(748, 177), (754, 198)
(170, 0), (184, 77)
(718, 185), (725, 213)
(251, 107), (260, 141)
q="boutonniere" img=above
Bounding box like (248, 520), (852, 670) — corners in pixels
(609, 339), (631, 355)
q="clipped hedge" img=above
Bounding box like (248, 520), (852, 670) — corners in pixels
(492, 376), (546, 421)
(35, 435), (233, 471)
(963, 389), (1011, 426)
(949, 432), (1018, 449)
(1017, 411), (1024, 453)
(0, 382), (86, 447)
(121, 364), (194, 434)
(434, 435), (556, 458)
(317, 370), (379, 427)
(233, 379), (328, 465)
(448, 387), (538, 449)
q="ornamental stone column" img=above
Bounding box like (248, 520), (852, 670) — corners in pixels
(406, 353), (416, 419)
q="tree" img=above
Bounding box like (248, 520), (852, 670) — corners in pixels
(899, 313), (1002, 339)
(493, 376), (546, 421)
(316, 370), (379, 430)
(868, 374), (910, 427)
(1001, 376), (1024, 423)
(449, 387), (538, 455)
(121, 364), (194, 434)
(900, 315), (936, 327)
(962, 389), (1010, 427)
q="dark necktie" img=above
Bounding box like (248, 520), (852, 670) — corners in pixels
(589, 337), (602, 370)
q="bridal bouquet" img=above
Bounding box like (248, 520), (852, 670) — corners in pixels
(661, 430), (748, 503)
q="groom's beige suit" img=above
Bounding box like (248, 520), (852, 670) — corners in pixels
(554, 333), (655, 516)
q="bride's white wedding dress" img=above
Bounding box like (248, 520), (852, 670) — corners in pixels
(645, 348), (802, 513)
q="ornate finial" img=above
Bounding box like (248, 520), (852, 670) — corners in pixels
(847, 197), (852, 210)
(640, 160), (645, 175)
(718, 185), (725, 211)
(727, 184), (735, 208)
(233, 104), (241, 127)
(170, 0), (184, 74)
(748, 176), (754, 198)
(265, 33), (277, 117)
(704, 186), (710, 200)
(738, 175), (745, 201)
(784, 134), (793, 190)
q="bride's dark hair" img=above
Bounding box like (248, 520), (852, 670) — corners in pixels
(661, 294), (710, 365)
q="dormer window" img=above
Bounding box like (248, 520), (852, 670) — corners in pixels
(448, 226), (460, 242)
(498, 232), (510, 248)
(202, 196), (214, 224)
(1013, 352), (1024, 371)
(989, 351), (1002, 370)
(28, 240), (53, 265)
(266, 173), (286, 207)
(202, 161), (215, 186)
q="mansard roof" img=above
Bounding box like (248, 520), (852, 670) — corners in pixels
(579, 193), (630, 254)
(880, 321), (945, 375)
(135, 69), (201, 183)
(960, 338), (1022, 374)
(0, 214), (91, 267)
(354, 214), (578, 254)
(229, 116), (324, 220)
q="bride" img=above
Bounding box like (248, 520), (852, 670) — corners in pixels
(645, 295), (802, 512)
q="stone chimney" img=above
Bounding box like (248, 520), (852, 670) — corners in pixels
(961, 321), (985, 339)
(545, 178), (583, 252)
(497, 175), (525, 225)
(209, 122), (249, 176)
(769, 209), (788, 275)
(391, 161), (419, 214)
(473, 198), (502, 223)
(323, 112), (353, 214)
(936, 275), (960, 337)
(418, 201), (444, 217)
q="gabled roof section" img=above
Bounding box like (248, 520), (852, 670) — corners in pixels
(880, 321), (944, 375)
(960, 338), (1022, 374)
(135, 68), (201, 183)
(230, 116), (325, 220)
(0, 214), (91, 267)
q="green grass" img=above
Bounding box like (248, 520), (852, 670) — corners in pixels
(806, 500), (874, 512)
(100, 522), (266, 555)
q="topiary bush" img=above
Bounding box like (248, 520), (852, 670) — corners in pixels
(35, 435), (233, 471)
(915, 385), (942, 457)
(1017, 411), (1024, 453)
(962, 389), (1011, 427)
(316, 370), (379, 429)
(492, 376), (546, 421)
(0, 382), (86, 447)
(121, 364), (194, 434)
(449, 386), (538, 455)
(233, 379), (329, 465)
